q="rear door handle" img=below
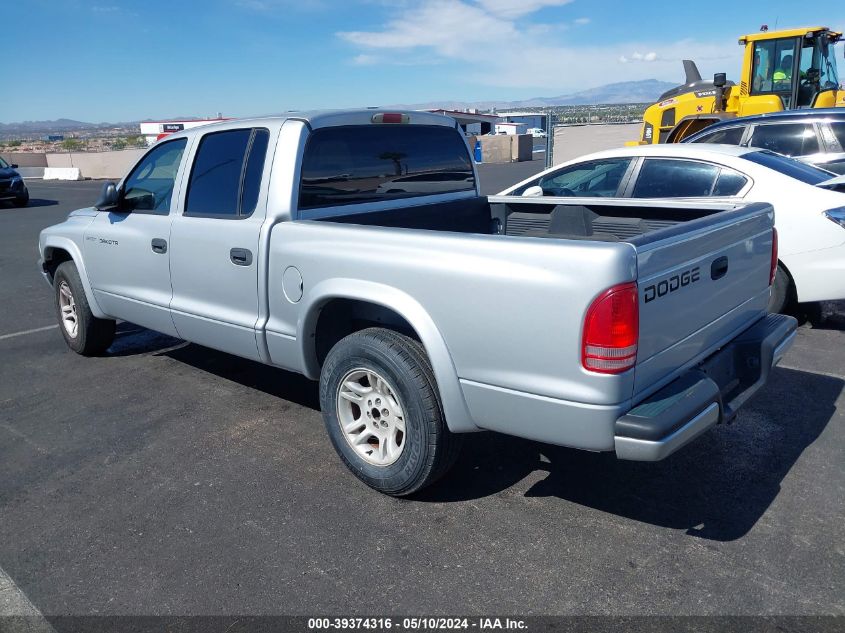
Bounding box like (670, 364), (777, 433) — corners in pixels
(230, 248), (253, 266)
(151, 238), (167, 254)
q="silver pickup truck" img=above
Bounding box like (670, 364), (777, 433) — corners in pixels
(38, 110), (797, 495)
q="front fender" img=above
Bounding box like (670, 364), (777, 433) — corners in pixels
(299, 278), (478, 433)
(40, 234), (108, 319)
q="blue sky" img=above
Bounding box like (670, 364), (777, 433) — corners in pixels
(4, 0), (845, 122)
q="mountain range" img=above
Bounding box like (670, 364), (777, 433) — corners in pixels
(387, 79), (678, 111)
(1, 79), (679, 134)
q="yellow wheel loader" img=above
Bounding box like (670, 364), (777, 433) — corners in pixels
(629, 26), (845, 145)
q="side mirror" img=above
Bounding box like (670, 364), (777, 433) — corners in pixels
(94, 181), (120, 211)
(713, 73), (727, 88)
(522, 185), (545, 198)
(10, 164), (19, 169)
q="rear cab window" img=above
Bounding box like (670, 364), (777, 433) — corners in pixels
(298, 125), (474, 213)
(741, 150), (833, 184)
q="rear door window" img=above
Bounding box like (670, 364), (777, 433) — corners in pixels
(747, 123), (820, 156)
(185, 128), (270, 218)
(690, 126), (745, 145)
(298, 125), (474, 210)
(631, 159), (721, 197)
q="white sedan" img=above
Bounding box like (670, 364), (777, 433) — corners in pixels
(499, 144), (845, 313)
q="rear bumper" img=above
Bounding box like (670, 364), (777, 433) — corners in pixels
(614, 313), (797, 461)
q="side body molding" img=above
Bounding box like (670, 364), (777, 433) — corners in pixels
(297, 278), (479, 433)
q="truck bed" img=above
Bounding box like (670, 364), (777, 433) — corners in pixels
(317, 195), (742, 244)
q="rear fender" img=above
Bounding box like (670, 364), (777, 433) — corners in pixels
(299, 278), (478, 433)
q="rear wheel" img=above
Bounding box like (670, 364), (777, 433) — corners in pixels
(319, 327), (462, 496)
(767, 265), (793, 314)
(54, 261), (115, 355)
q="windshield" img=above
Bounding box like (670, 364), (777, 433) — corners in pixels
(0, 157), (8, 169)
(742, 150), (834, 184)
(804, 36), (840, 90)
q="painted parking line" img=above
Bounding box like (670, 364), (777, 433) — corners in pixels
(0, 565), (55, 632)
(0, 325), (58, 342)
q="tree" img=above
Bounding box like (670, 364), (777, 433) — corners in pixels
(61, 138), (83, 151)
(111, 138), (127, 150)
(7, 140), (22, 148)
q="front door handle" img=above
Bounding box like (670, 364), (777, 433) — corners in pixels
(230, 248), (253, 266)
(151, 238), (167, 254)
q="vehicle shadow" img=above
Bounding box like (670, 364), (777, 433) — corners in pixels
(105, 325), (840, 541)
(1, 199), (58, 209)
(105, 323), (186, 357)
(808, 301), (845, 331)
(418, 366), (841, 542)
(160, 343), (322, 411)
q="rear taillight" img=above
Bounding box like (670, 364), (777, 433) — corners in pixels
(769, 227), (778, 286)
(582, 282), (639, 374)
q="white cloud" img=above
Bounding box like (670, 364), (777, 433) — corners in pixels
(574, 17), (590, 25)
(351, 54), (379, 65)
(620, 51), (659, 63)
(474, 0), (573, 19)
(338, 1), (736, 92)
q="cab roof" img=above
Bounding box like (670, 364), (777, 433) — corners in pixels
(170, 109), (459, 139)
(739, 26), (841, 44)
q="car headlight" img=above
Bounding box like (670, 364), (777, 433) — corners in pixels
(11, 175), (22, 184)
(824, 207), (845, 229)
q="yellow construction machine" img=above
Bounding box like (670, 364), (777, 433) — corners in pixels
(630, 26), (845, 145)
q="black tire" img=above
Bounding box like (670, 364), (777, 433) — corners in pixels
(767, 264), (793, 314)
(54, 261), (115, 355)
(319, 327), (462, 496)
(15, 189), (29, 207)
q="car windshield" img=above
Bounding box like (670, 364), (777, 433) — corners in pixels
(0, 157), (8, 169)
(741, 150), (834, 184)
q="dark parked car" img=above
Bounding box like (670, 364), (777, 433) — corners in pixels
(683, 109), (845, 175)
(0, 156), (29, 206)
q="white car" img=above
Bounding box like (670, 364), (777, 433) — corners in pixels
(498, 144), (845, 313)
(527, 128), (548, 138)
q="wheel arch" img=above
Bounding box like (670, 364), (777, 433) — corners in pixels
(299, 279), (478, 433)
(40, 237), (108, 319)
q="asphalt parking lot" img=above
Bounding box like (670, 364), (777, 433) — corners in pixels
(0, 172), (843, 622)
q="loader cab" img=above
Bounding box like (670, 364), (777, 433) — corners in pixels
(744, 28), (841, 110)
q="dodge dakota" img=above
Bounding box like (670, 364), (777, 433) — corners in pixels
(38, 110), (796, 495)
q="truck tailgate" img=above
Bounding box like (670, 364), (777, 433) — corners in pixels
(632, 202), (775, 399)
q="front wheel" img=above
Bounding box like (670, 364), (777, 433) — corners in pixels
(15, 189), (29, 207)
(54, 261), (115, 355)
(319, 328), (462, 496)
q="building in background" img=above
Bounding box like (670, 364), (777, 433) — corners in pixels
(494, 122), (529, 135)
(498, 112), (549, 132)
(139, 117), (230, 146)
(426, 110), (501, 136)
